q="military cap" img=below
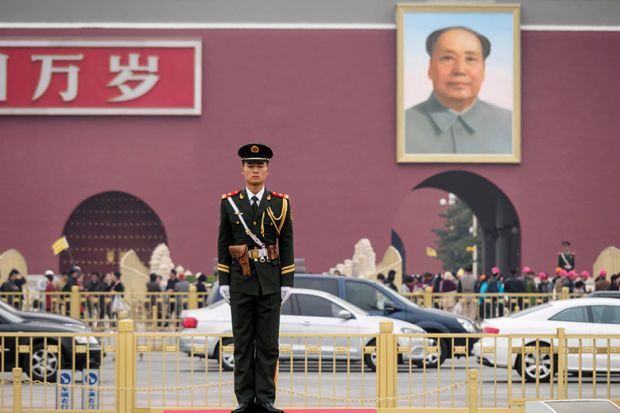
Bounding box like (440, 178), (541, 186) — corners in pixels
(238, 143), (273, 163)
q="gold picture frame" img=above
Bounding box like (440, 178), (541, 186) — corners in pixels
(396, 4), (521, 163)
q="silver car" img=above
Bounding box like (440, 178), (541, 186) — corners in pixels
(179, 288), (428, 371)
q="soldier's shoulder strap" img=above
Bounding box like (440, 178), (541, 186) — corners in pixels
(270, 191), (290, 200)
(221, 190), (241, 200)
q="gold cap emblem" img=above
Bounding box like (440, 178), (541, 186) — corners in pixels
(251, 145), (260, 153)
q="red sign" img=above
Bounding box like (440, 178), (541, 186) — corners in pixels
(164, 410), (377, 413)
(0, 39), (202, 115)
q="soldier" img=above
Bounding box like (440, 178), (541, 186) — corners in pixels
(558, 240), (575, 271)
(218, 143), (294, 413)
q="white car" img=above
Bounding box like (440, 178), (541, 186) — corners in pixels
(179, 288), (428, 371)
(472, 297), (620, 382)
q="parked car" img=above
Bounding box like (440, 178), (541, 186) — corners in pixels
(473, 297), (620, 382)
(0, 299), (88, 329)
(180, 288), (429, 371)
(207, 274), (479, 367)
(588, 291), (620, 299)
(0, 304), (101, 382)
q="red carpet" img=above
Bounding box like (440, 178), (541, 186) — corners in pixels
(166, 410), (376, 413)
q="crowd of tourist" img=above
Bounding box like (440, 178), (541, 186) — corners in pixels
(2, 263), (619, 323)
(376, 266), (620, 320)
(0, 266), (212, 321)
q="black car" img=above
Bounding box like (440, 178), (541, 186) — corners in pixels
(0, 299), (88, 329)
(208, 274), (479, 367)
(0, 305), (101, 382)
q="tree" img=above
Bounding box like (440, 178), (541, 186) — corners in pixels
(432, 198), (481, 272)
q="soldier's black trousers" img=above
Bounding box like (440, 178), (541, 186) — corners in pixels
(230, 291), (281, 404)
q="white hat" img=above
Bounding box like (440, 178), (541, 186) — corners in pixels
(44, 270), (54, 276)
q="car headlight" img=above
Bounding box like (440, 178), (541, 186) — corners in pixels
(457, 318), (477, 333)
(75, 336), (99, 345)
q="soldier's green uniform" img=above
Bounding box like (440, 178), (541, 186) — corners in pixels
(558, 241), (575, 271)
(218, 144), (294, 413)
(218, 189), (294, 295)
(558, 251), (575, 271)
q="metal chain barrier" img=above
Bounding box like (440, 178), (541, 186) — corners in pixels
(277, 381), (467, 403)
(0, 378), (234, 392)
(0, 377), (465, 403)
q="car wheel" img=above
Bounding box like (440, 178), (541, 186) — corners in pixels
(215, 339), (235, 372)
(362, 338), (402, 371)
(23, 341), (60, 382)
(414, 337), (447, 369)
(516, 343), (556, 383)
(363, 339), (377, 372)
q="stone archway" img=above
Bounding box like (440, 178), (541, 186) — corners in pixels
(393, 171), (521, 276)
(60, 191), (167, 274)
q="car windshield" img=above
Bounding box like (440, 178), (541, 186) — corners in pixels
(0, 304), (25, 323)
(208, 299), (226, 309)
(0, 300), (19, 314)
(375, 282), (419, 308)
(313, 292), (369, 316)
(206, 282), (221, 306)
(508, 303), (552, 318)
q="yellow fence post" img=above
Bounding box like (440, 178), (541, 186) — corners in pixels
(424, 286), (433, 308)
(116, 319), (136, 413)
(12, 367), (22, 413)
(188, 285), (198, 310)
(376, 321), (396, 409)
(151, 304), (158, 328)
(556, 328), (567, 399)
(467, 369), (478, 413)
(70, 285), (80, 319)
(560, 287), (569, 300)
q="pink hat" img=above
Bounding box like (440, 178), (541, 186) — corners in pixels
(522, 266), (531, 273)
(580, 270), (590, 278)
(599, 270), (607, 277)
(538, 271), (548, 279)
(491, 266), (500, 274)
(568, 270), (578, 278)
(559, 269), (568, 277)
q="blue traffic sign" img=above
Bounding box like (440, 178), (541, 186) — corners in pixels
(82, 369), (100, 410)
(60, 372), (71, 385)
(87, 372), (98, 386)
(57, 370), (73, 410)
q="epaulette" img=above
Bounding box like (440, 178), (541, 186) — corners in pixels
(221, 190), (240, 199)
(271, 191), (289, 199)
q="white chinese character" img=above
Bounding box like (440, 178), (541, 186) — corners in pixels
(108, 53), (159, 102)
(0, 53), (8, 101)
(31, 54), (84, 101)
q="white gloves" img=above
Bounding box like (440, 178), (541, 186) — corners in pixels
(219, 285), (230, 304)
(281, 286), (292, 304)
